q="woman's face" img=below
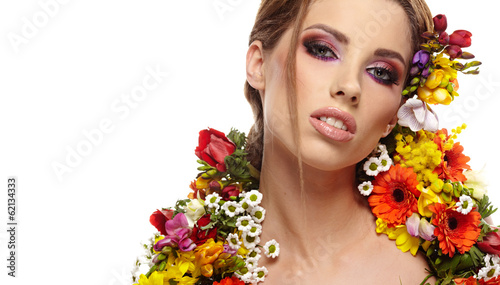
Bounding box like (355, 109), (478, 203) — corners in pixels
(256, 0), (413, 171)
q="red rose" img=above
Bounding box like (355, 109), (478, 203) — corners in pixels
(449, 30), (472, 48)
(433, 14), (448, 34)
(477, 228), (500, 255)
(150, 209), (174, 236)
(190, 214), (217, 245)
(221, 185), (240, 201)
(195, 128), (236, 172)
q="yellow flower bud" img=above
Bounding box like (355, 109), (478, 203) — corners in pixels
(425, 70), (446, 89)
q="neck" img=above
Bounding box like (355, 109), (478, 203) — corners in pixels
(258, 140), (375, 258)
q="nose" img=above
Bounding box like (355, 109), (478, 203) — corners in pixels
(331, 65), (361, 105)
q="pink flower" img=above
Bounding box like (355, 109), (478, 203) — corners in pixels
(397, 98), (439, 132)
(153, 213), (196, 252)
(477, 228), (500, 255)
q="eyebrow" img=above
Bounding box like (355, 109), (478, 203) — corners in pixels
(303, 23), (350, 44)
(374, 48), (406, 66)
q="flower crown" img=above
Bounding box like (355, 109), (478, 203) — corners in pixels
(132, 14), (499, 285)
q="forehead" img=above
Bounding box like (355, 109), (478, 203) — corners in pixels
(304, 0), (412, 60)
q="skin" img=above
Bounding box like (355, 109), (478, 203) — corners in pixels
(246, 0), (436, 284)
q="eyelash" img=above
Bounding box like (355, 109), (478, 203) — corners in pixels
(303, 40), (338, 61)
(303, 40), (400, 86)
(366, 65), (400, 86)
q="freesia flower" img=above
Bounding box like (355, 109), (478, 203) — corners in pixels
(430, 203), (481, 257)
(417, 85), (453, 105)
(464, 169), (488, 200)
(221, 185), (241, 201)
(405, 213), (420, 237)
(368, 165), (420, 227)
(397, 98), (439, 132)
(153, 213), (196, 252)
(184, 198), (206, 227)
(418, 217), (436, 241)
(477, 228), (500, 255)
(194, 239), (224, 277)
(449, 30), (472, 48)
(446, 45), (463, 60)
(413, 50), (430, 69)
(433, 14), (447, 33)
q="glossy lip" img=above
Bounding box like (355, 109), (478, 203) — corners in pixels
(309, 107), (357, 142)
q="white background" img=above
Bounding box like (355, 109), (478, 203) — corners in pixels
(0, 1), (499, 284)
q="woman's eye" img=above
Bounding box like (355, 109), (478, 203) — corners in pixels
(304, 41), (338, 61)
(367, 67), (399, 86)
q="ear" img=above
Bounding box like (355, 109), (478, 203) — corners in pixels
(382, 112), (398, 137)
(246, 40), (265, 91)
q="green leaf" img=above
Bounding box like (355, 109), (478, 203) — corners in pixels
(477, 195), (498, 219)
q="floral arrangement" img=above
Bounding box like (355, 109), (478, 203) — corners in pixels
(132, 14), (499, 285)
(132, 128), (278, 284)
(358, 14), (500, 285)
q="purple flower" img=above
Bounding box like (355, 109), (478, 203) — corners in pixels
(153, 213), (196, 252)
(397, 98), (439, 132)
(412, 50), (430, 69)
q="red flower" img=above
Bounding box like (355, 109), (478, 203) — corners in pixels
(433, 14), (448, 33)
(480, 276), (500, 285)
(455, 277), (479, 285)
(221, 185), (240, 201)
(190, 214), (217, 245)
(449, 30), (472, 48)
(213, 276), (245, 285)
(477, 228), (500, 255)
(433, 129), (471, 182)
(430, 203), (481, 258)
(150, 209), (174, 236)
(446, 45), (463, 60)
(368, 165), (420, 227)
(195, 128), (236, 172)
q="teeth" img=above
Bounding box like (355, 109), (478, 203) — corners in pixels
(319, 117), (347, 131)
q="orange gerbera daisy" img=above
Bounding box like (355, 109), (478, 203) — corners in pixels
(433, 129), (471, 182)
(368, 165), (420, 227)
(480, 276), (500, 285)
(430, 203), (481, 258)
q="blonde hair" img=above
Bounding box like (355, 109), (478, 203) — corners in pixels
(245, 0), (433, 170)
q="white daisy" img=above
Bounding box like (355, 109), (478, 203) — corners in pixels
(245, 257), (259, 271)
(250, 206), (266, 223)
(236, 215), (255, 233)
(205, 193), (221, 210)
(245, 190), (263, 207)
(222, 201), (243, 217)
(358, 181), (373, 196)
(363, 157), (381, 176)
(252, 266), (269, 283)
(263, 239), (280, 258)
(242, 232), (260, 250)
(239, 197), (252, 212)
(226, 233), (242, 250)
(247, 247), (262, 261)
(378, 154), (392, 172)
(377, 143), (388, 154)
(237, 272), (254, 283)
(455, 195), (473, 215)
(246, 223), (263, 237)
